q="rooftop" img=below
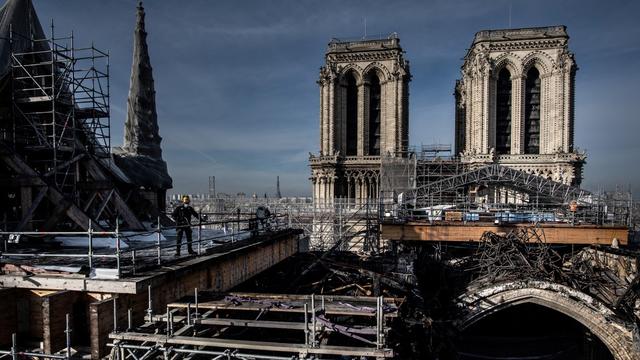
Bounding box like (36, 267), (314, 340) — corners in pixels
(472, 25), (569, 45)
(326, 33), (401, 54)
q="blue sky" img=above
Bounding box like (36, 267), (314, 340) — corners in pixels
(31, 0), (640, 196)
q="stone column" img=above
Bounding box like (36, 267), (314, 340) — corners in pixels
(482, 72), (490, 153)
(328, 78), (335, 153)
(540, 72), (552, 154)
(370, 176), (375, 199)
(328, 176), (334, 201)
(374, 176), (378, 199)
(488, 73), (496, 151)
(471, 74), (483, 152)
(379, 79), (388, 154)
(336, 84), (345, 154)
(511, 75), (524, 154)
(363, 177), (369, 202)
(312, 177), (318, 205)
(562, 70), (572, 153)
(395, 77), (404, 154)
(319, 85), (324, 155)
(357, 80), (367, 156)
(464, 79), (473, 153)
(322, 82), (329, 154)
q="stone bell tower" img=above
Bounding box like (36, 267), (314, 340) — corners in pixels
(455, 26), (585, 187)
(309, 34), (411, 204)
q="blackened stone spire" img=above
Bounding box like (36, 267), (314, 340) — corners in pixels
(123, 1), (162, 159)
(114, 1), (172, 192)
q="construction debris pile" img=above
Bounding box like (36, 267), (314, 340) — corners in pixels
(466, 228), (640, 319)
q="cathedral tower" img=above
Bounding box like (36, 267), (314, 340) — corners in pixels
(455, 26), (585, 185)
(309, 34), (411, 204)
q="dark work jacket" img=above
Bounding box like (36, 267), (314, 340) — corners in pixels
(172, 205), (199, 226)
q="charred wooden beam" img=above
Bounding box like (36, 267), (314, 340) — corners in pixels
(83, 158), (144, 230)
(15, 186), (48, 231)
(0, 142), (104, 231)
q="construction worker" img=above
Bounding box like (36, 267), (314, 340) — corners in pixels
(171, 195), (201, 256)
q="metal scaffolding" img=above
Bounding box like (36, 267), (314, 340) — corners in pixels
(108, 290), (396, 359)
(184, 197), (381, 252)
(9, 24), (110, 192)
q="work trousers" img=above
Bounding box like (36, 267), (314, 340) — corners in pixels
(176, 227), (194, 254)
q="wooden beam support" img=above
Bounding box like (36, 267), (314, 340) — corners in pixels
(0, 143), (104, 231)
(42, 291), (79, 354)
(20, 186), (32, 224)
(0, 176), (43, 187)
(83, 158), (144, 230)
(381, 222), (629, 245)
(94, 189), (115, 221)
(42, 153), (85, 178)
(83, 191), (99, 212)
(16, 186), (48, 231)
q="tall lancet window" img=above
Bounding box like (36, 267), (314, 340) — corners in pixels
(345, 72), (358, 156)
(368, 72), (381, 156)
(495, 68), (512, 154)
(524, 67), (541, 154)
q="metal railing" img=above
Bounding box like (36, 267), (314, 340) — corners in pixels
(0, 212), (289, 279)
(0, 314), (73, 360)
(107, 286), (392, 360)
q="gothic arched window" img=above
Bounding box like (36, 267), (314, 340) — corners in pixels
(345, 72), (358, 156)
(524, 67), (541, 154)
(368, 72), (381, 156)
(495, 68), (512, 154)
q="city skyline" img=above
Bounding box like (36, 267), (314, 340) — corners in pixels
(32, 0), (640, 196)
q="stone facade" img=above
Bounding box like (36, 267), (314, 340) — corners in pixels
(455, 26), (585, 186)
(309, 35), (411, 204)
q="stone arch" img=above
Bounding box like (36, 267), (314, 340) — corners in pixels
(522, 51), (553, 76)
(362, 62), (391, 82)
(494, 66), (513, 155)
(456, 280), (640, 360)
(362, 66), (384, 156)
(340, 69), (360, 156)
(492, 53), (522, 78)
(338, 64), (364, 84)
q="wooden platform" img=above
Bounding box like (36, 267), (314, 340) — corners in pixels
(381, 222), (629, 245)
